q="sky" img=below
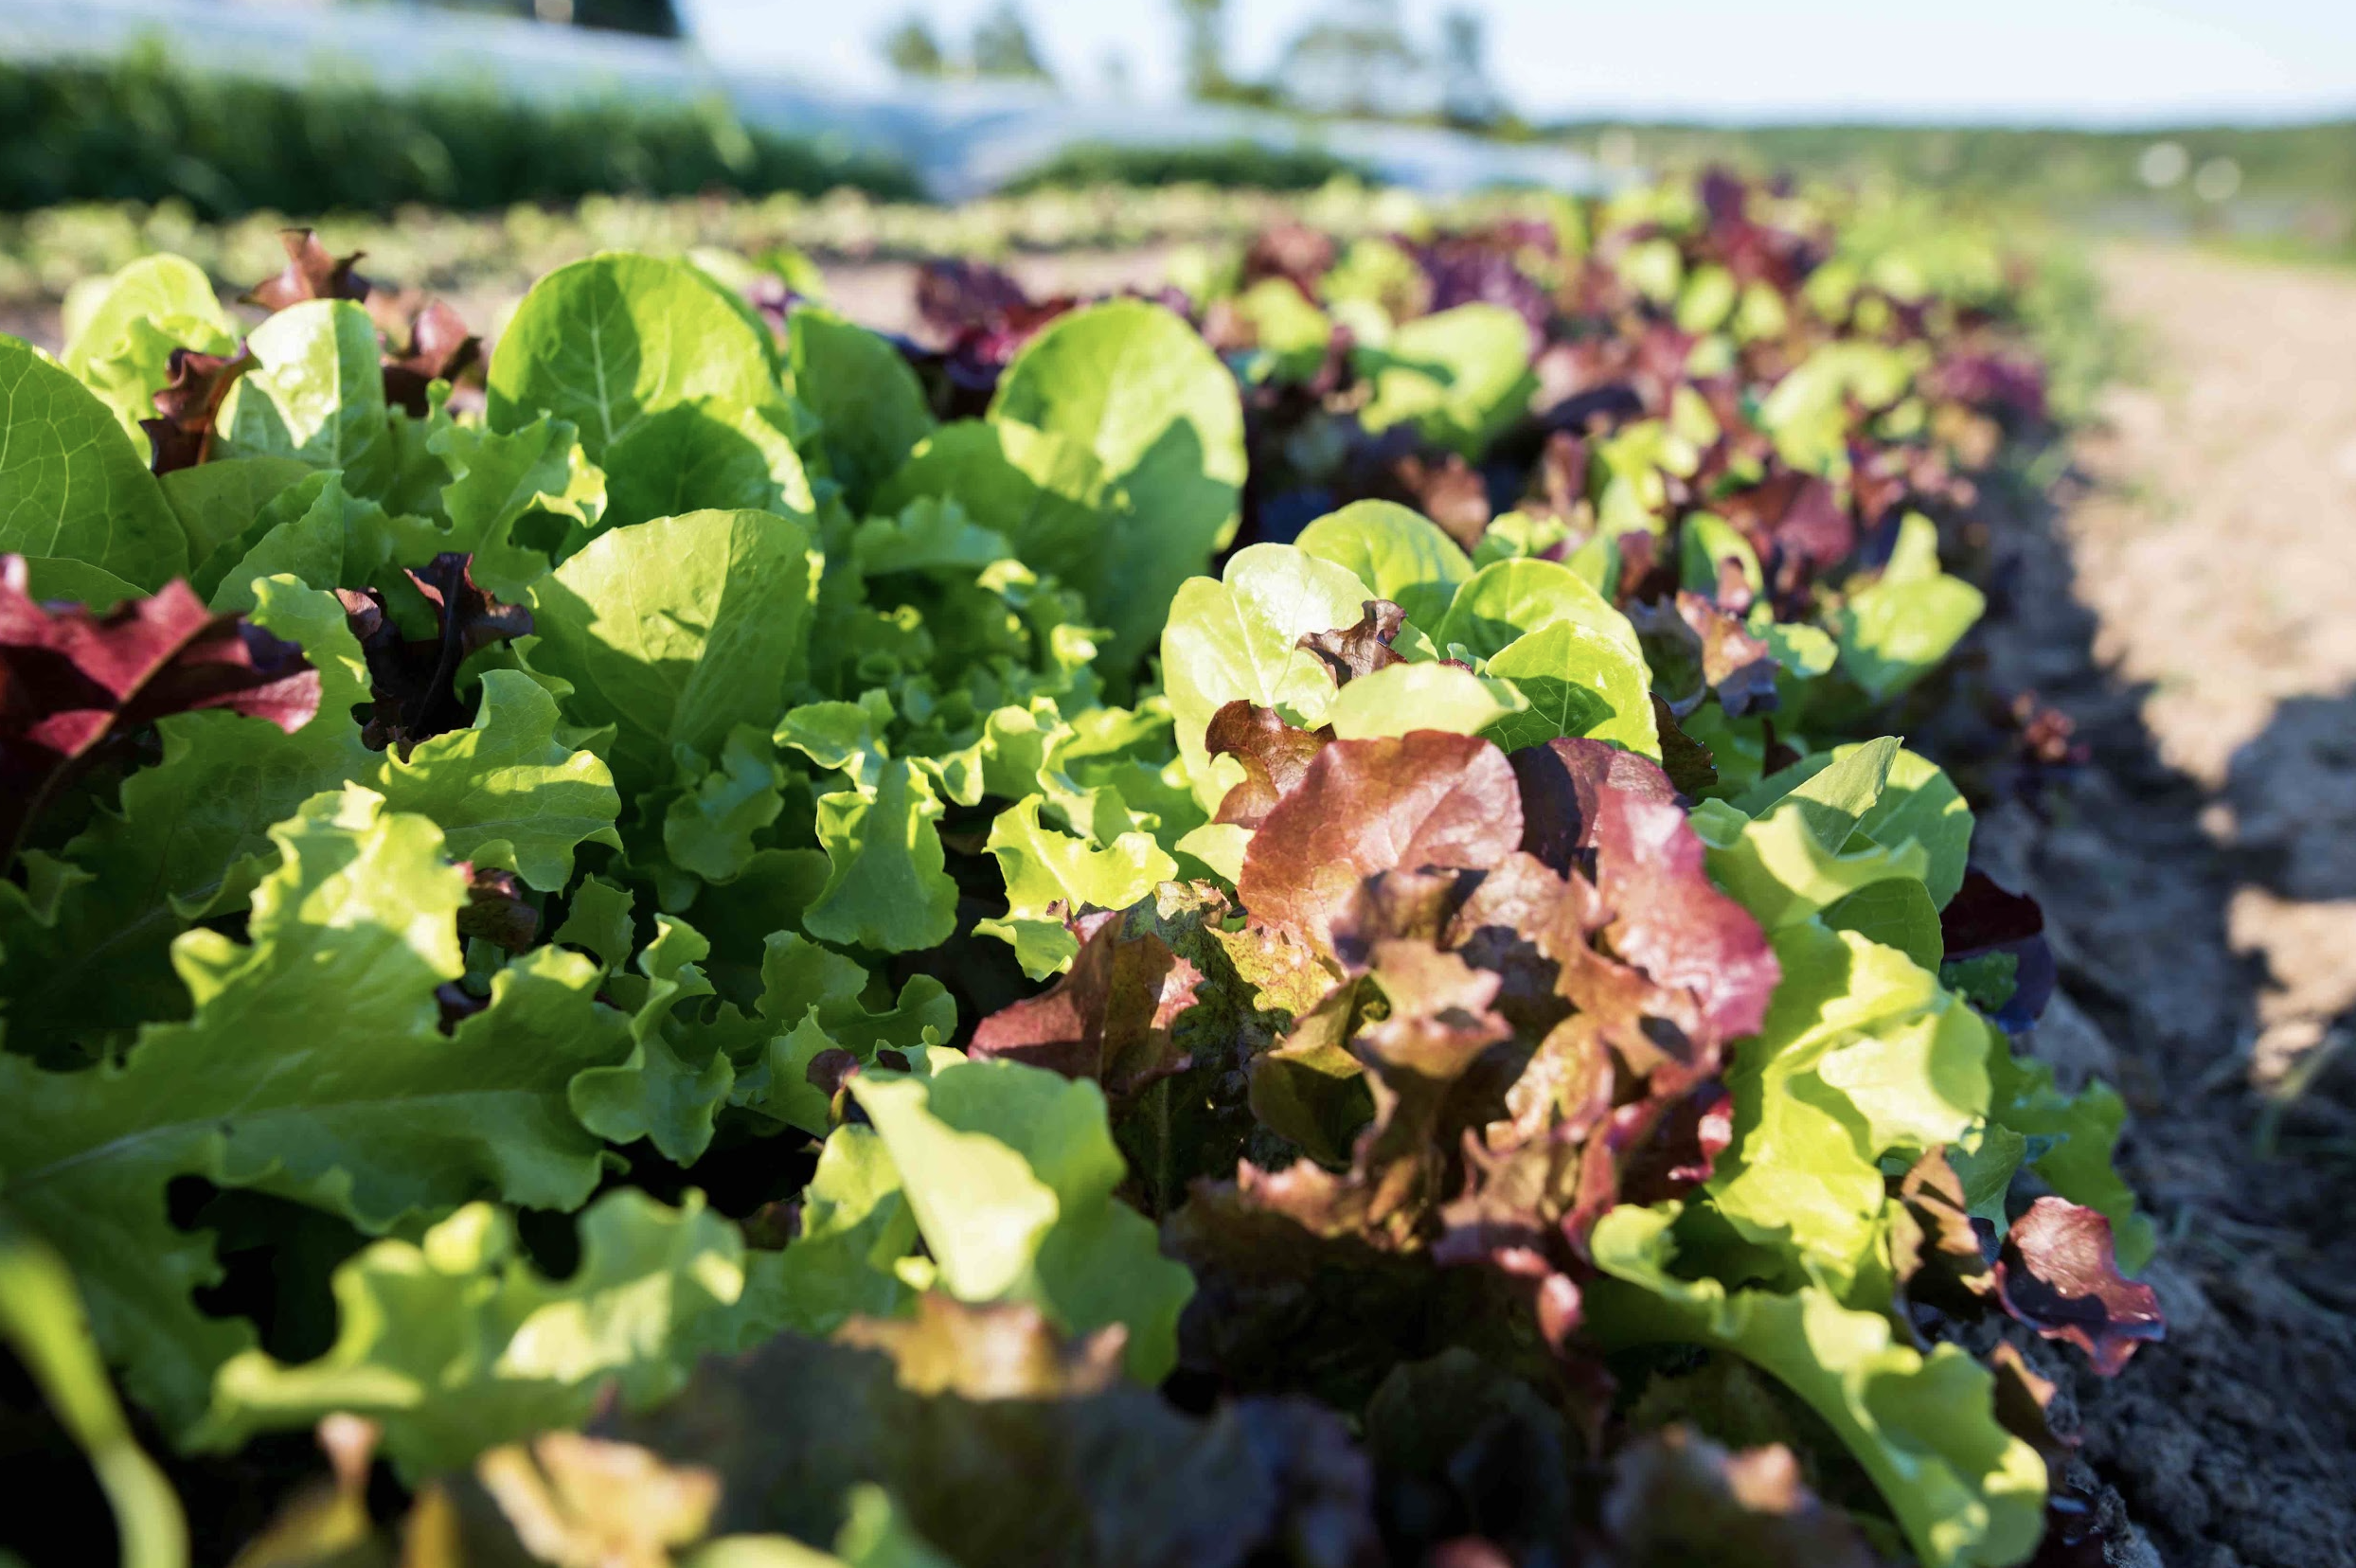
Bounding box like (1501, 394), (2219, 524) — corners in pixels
(687, 0), (2356, 125)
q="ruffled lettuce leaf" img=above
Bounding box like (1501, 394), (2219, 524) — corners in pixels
(1589, 1203), (2045, 1568)
(1705, 918), (1994, 1296)
(525, 508), (820, 799)
(564, 915), (739, 1165)
(1, 579), (616, 1060)
(0, 786), (631, 1434)
(0, 578), (359, 1058)
(848, 1060), (1195, 1383)
(801, 757), (959, 954)
(199, 1190), (779, 1478)
(429, 411), (609, 599)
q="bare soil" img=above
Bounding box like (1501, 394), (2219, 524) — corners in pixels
(1972, 245), (2356, 1566)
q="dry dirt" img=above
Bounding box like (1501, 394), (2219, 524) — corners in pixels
(1969, 244), (2356, 1566)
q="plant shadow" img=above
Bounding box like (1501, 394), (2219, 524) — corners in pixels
(1949, 445), (2356, 1568)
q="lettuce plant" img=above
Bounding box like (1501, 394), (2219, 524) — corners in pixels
(0, 200), (2155, 1568)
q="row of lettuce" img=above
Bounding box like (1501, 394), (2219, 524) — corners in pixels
(1, 181), (1436, 312)
(0, 174), (2154, 1568)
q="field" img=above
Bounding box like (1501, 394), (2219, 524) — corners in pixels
(1, 169), (2350, 1568)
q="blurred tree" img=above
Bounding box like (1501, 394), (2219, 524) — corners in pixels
(1174, 0), (1230, 99)
(1437, 8), (1503, 127)
(882, 13), (952, 78)
(971, 3), (1055, 83)
(1276, 0), (1428, 118)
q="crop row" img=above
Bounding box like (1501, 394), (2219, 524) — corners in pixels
(0, 171), (2153, 1568)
